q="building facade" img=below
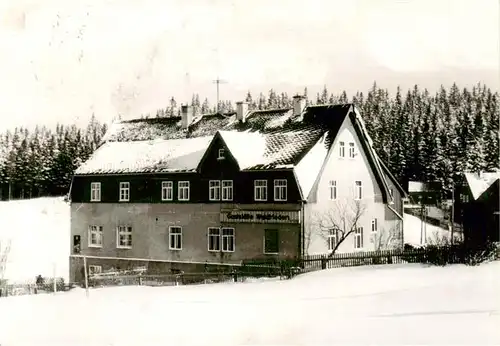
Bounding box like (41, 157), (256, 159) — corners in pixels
(69, 97), (406, 283)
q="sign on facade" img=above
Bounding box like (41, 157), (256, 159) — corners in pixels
(220, 210), (300, 224)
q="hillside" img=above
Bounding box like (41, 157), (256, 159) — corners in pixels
(0, 197), (69, 283)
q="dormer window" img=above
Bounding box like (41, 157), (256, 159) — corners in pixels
(218, 148), (225, 160)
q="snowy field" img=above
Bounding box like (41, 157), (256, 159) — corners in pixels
(0, 262), (499, 345)
(0, 197), (70, 283)
(0, 197), (456, 283)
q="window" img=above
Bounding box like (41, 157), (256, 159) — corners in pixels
(221, 228), (235, 252)
(460, 194), (469, 203)
(354, 226), (364, 249)
(339, 141), (345, 158)
(222, 180), (233, 201)
(264, 229), (279, 254)
(178, 181), (190, 201)
(348, 142), (355, 158)
(209, 180), (221, 201)
(207, 227), (235, 252)
(329, 180), (337, 200)
(327, 228), (339, 252)
(88, 225), (103, 247)
(208, 227), (221, 252)
(355, 181), (363, 200)
(371, 219), (378, 233)
(119, 182), (130, 202)
(88, 265), (102, 275)
(90, 182), (101, 202)
(169, 226), (182, 250)
(254, 180), (268, 201)
(161, 181), (173, 201)
(218, 148), (225, 159)
(116, 226), (132, 249)
(274, 179), (287, 201)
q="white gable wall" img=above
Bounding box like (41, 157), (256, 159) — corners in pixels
(304, 112), (401, 255)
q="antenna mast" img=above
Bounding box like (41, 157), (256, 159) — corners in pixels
(212, 77), (227, 114)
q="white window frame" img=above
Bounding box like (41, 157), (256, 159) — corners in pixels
(254, 180), (268, 201)
(274, 179), (287, 201)
(221, 227), (235, 252)
(209, 180), (221, 201)
(161, 181), (173, 201)
(222, 180), (233, 201)
(119, 182), (130, 202)
(339, 141), (345, 158)
(355, 181), (363, 200)
(263, 229), (280, 255)
(88, 265), (102, 275)
(169, 226), (182, 251)
(348, 142), (355, 158)
(116, 226), (132, 249)
(88, 225), (103, 248)
(178, 181), (190, 201)
(327, 228), (339, 252)
(90, 182), (101, 202)
(329, 180), (337, 200)
(354, 226), (364, 249)
(208, 227), (221, 252)
(218, 148), (225, 159)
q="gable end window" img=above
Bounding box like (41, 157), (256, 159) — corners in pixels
(169, 226), (182, 250)
(218, 148), (225, 159)
(254, 180), (268, 201)
(348, 142), (355, 158)
(178, 181), (190, 201)
(209, 180), (221, 201)
(116, 226), (132, 249)
(329, 180), (337, 200)
(161, 181), (173, 201)
(90, 182), (101, 202)
(274, 179), (287, 201)
(355, 181), (363, 200)
(119, 182), (130, 202)
(339, 141), (345, 158)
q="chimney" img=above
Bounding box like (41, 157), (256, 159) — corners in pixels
(236, 101), (249, 123)
(293, 95), (307, 117)
(181, 105), (193, 129)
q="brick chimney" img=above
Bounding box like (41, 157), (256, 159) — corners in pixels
(293, 95), (307, 117)
(181, 105), (194, 129)
(236, 101), (249, 123)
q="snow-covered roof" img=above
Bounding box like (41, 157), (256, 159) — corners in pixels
(75, 136), (213, 175)
(75, 103), (402, 203)
(464, 172), (500, 200)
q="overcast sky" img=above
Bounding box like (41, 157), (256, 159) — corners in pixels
(0, 0), (498, 131)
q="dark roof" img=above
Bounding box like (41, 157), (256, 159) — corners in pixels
(76, 103), (401, 205)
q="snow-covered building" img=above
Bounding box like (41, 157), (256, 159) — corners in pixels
(455, 171), (500, 248)
(68, 96), (405, 282)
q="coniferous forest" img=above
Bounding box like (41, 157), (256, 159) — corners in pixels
(0, 82), (498, 201)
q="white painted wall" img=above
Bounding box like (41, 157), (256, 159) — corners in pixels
(305, 112), (401, 255)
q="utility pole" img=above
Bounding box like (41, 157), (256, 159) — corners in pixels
(212, 77), (227, 114)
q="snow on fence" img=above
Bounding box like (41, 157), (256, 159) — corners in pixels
(302, 244), (499, 271)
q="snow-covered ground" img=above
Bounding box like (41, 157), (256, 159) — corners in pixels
(403, 212), (458, 247)
(0, 262), (499, 345)
(0, 197), (70, 283)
